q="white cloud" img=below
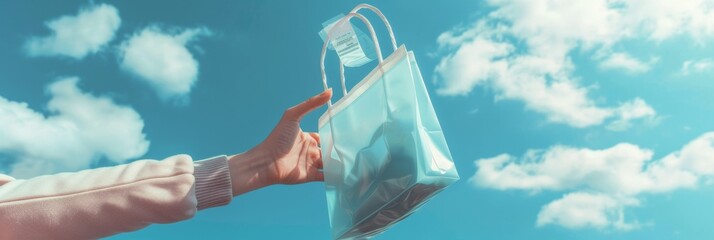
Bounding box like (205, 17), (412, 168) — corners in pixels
(607, 98), (658, 131)
(119, 26), (212, 101)
(434, 0), (714, 128)
(434, 37), (512, 96)
(622, 0), (714, 42)
(435, 35), (616, 127)
(666, 132), (714, 176)
(537, 192), (641, 231)
(599, 52), (656, 74)
(24, 4), (120, 59)
(434, 35), (659, 128)
(681, 58), (714, 75)
(0, 77), (149, 178)
(471, 142), (696, 195)
(471, 132), (714, 230)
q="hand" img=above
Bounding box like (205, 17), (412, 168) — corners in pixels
(228, 89), (332, 196)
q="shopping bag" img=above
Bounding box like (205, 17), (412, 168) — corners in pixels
(318, 4), (460, 240)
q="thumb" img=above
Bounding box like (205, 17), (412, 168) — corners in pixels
(285, 88), (332, 121)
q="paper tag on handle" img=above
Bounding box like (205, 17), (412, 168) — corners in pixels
(319, 14), (376, 67)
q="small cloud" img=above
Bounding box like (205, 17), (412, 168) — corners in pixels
(599, 52), (657, 75)
(24, 3), (121, 59)
(537, 192), (642, 231)
(118, 26), (212, 102)
(681, 58), (714, 76)
(607, 98), (658, 131)
(0, 77), (149, 178)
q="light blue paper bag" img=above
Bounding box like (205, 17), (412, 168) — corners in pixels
(318, 4), (460, 240)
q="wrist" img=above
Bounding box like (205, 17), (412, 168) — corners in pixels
(227, 148), (274, 196)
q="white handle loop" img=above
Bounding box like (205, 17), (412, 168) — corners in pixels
(321, 12), (382, 106)
(336, 4), (399, 97)
(321, 5), (400, 104)
(350, 4), (398, 51)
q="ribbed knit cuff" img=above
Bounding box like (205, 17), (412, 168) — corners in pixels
(193, 155), (233, 210)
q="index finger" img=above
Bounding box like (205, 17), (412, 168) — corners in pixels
(285, 88), (333, 121)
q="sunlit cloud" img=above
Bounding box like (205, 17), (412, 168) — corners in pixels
(24, 3), (120, 59)
(433, 0), (714, 129)
(472, 132), (714, 230)
(0, 78), (149, 178)
(118, 25), (212, 103)
(598, 52), (657, 74)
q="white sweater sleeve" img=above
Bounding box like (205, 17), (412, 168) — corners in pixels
(0, 154), (233, 240)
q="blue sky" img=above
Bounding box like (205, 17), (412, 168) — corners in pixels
(2, 0), (714, 239)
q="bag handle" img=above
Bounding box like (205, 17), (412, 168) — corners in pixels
(349, 4), (397, 50)
(335, 4), (398, 96)
(320, 5), (398, 104)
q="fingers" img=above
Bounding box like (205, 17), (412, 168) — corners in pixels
(285, 88), (332, 121)
(307, 135), (324, 182)
(308, 146), (321, 162)
(307, 152), (324, 182)
(308, 132), (320, 145)
(306, 132), (324, 170)
(310, 150), (324, 182)
(315, 156), (323, 170)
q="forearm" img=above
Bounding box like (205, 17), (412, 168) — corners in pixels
(227, 148), (275, 196)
